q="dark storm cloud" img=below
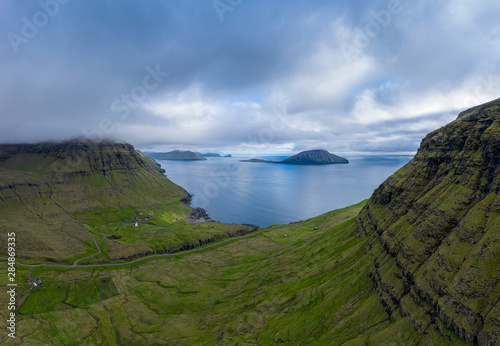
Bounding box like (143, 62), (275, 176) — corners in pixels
(1, 0), (499, 153)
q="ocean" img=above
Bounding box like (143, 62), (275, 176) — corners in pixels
(156, 155), (413, 227)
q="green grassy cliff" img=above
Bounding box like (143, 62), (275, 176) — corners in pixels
(357, 98), (500, 344)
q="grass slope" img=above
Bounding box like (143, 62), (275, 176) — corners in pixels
(1, 202), (470, 345)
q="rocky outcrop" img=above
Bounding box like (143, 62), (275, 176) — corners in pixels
(357, 98), (500, 344)
(187, 207), (212, 223)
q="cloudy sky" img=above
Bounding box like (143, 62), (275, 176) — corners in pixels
(1, 0), (499, 154)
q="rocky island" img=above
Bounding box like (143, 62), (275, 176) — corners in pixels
(197, 152), (232, 157)
(150, 150), (206, 161)
(241, 149), (348, 165)
(198, 152), (221, 157)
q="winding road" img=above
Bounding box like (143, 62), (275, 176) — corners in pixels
(2, 210), (336, 276)
(72, 223), (128, 267)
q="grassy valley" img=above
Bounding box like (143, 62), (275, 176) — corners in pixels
(1, 98), (499, 345)
(2, 201), (469, 345)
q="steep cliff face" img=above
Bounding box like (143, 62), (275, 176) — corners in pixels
(0, 141), (150, 173)
(357, 99), (500, 344)
(0, 141), (186, 211)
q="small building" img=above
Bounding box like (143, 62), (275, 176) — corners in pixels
(26, 277), (42, 289)
(134, 222), (138, 227)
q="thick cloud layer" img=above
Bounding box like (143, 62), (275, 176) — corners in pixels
(1, 0), (499, 154)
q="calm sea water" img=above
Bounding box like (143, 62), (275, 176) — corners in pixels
(156, 155), (413, 227)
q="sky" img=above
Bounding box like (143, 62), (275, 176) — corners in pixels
(1, 0), (500, 155)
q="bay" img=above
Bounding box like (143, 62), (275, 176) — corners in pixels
(156, 155), (413, 227)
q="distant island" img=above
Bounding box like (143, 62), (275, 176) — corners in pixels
(241, 149), (348, 165)
(196, 152), (232, 158)
(150, 150), (207, 161)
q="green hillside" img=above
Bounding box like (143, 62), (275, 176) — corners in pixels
(0, 202), (470, 345)
(0, 141), (252, 264)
